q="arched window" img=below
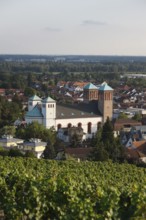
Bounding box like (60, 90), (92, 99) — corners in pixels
(57, 124), (62, 130)
(68, 123), (72, 128)
(97, 122), (102, 129)
(78, 123), (82, 128)
(88, 122), (92, 134)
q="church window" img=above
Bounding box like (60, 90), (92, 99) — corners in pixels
(78, 123), (82, 127)
(88, 122), (92, 134)
(68, 123), (72, 128)
(57, 124), (62, 130)
(97, 122), (102, 129)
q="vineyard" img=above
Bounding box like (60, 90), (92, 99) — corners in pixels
(0, 157), (146, 220)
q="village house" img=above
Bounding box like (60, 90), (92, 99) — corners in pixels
(17, 138), (47, 158)
(0, 135), (23, 148)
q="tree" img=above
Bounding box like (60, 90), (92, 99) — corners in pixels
(104, 138), (124, 162)
(0, 146), (9, 156)
(16, 122), (57, 144)
(91, 127), (102, 147)
(43, 140), (56, 159)
(0, 97), (22, 127)
(0, 126), (16, 137)
(25, 151), (36, 158)
(8, 148), (24, 157)
(90, 142), (109, 161)
(118, 112), (128, 119)
(68, 127), (83, 147)
(90, 118), (125, 162)
(101, 117), (114, 144)
(132, 112), (142, 121)
(24, 87), (36, 97)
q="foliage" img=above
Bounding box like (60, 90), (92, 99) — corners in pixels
(0, 96), (22, 128)
(24, 151), (36, 158)
(24, 87), (36, 97)
(16, 122), (57, 143)
(90, 142), (109, 161)
(91, 118), (124, 162)
(0, 158), (146, 219)
(68, 127), (84, 147)
(8, 148), (24, 157)
(1, 60), (146, 91)
(101, 117), (114, 144)
(0, 147), (9, 156)
(132, 112), (142, 121)
(118, 112), (128, 119)
(0, 125), (16, 137)
(43, 140), (56, 159)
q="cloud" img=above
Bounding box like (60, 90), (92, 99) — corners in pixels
(81, 20), (108, 26)
(44, 27), (62, 32)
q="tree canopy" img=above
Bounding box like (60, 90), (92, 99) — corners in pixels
(16, 121), (57, 143)
(90, 118), (124, 162)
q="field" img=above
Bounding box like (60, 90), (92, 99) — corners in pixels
(0, 157), (146, 219)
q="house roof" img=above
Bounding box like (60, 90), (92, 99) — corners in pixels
(29, 95), (42, 101)
(99, 83), (113, 91)
(25, 104), (43, 118)
(56, 100), (102, 119)
(23, 141), (47, 147)
(42, 96), (56, 103)
(114, 118), (142, 125)
(84, 83), (97, 90)
(65, 147), (93, 159)
(132, 141), (146, 154)
(0, 138), (23, 143)
(73, 82), (89, 88)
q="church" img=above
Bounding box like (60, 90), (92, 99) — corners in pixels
(25, 82), (113, 140)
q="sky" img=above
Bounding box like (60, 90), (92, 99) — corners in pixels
(0, 0), (146, 55)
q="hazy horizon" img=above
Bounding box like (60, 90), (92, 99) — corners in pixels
(0, 0), (146, 56)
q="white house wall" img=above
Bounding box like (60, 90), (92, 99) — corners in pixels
(55, 117), (102, 137)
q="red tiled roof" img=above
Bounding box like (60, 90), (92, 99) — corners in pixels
(73, 82), (89, 88)
(133, 140), (146, 148)
(133, 141), (146, 154)
(0, 88), (5, 93)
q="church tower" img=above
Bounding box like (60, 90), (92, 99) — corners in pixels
(42, 97), (56, 128)
(28, 95), (42, 111)
(98, 83), (113, 123)
(83, 83), (98, 102)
